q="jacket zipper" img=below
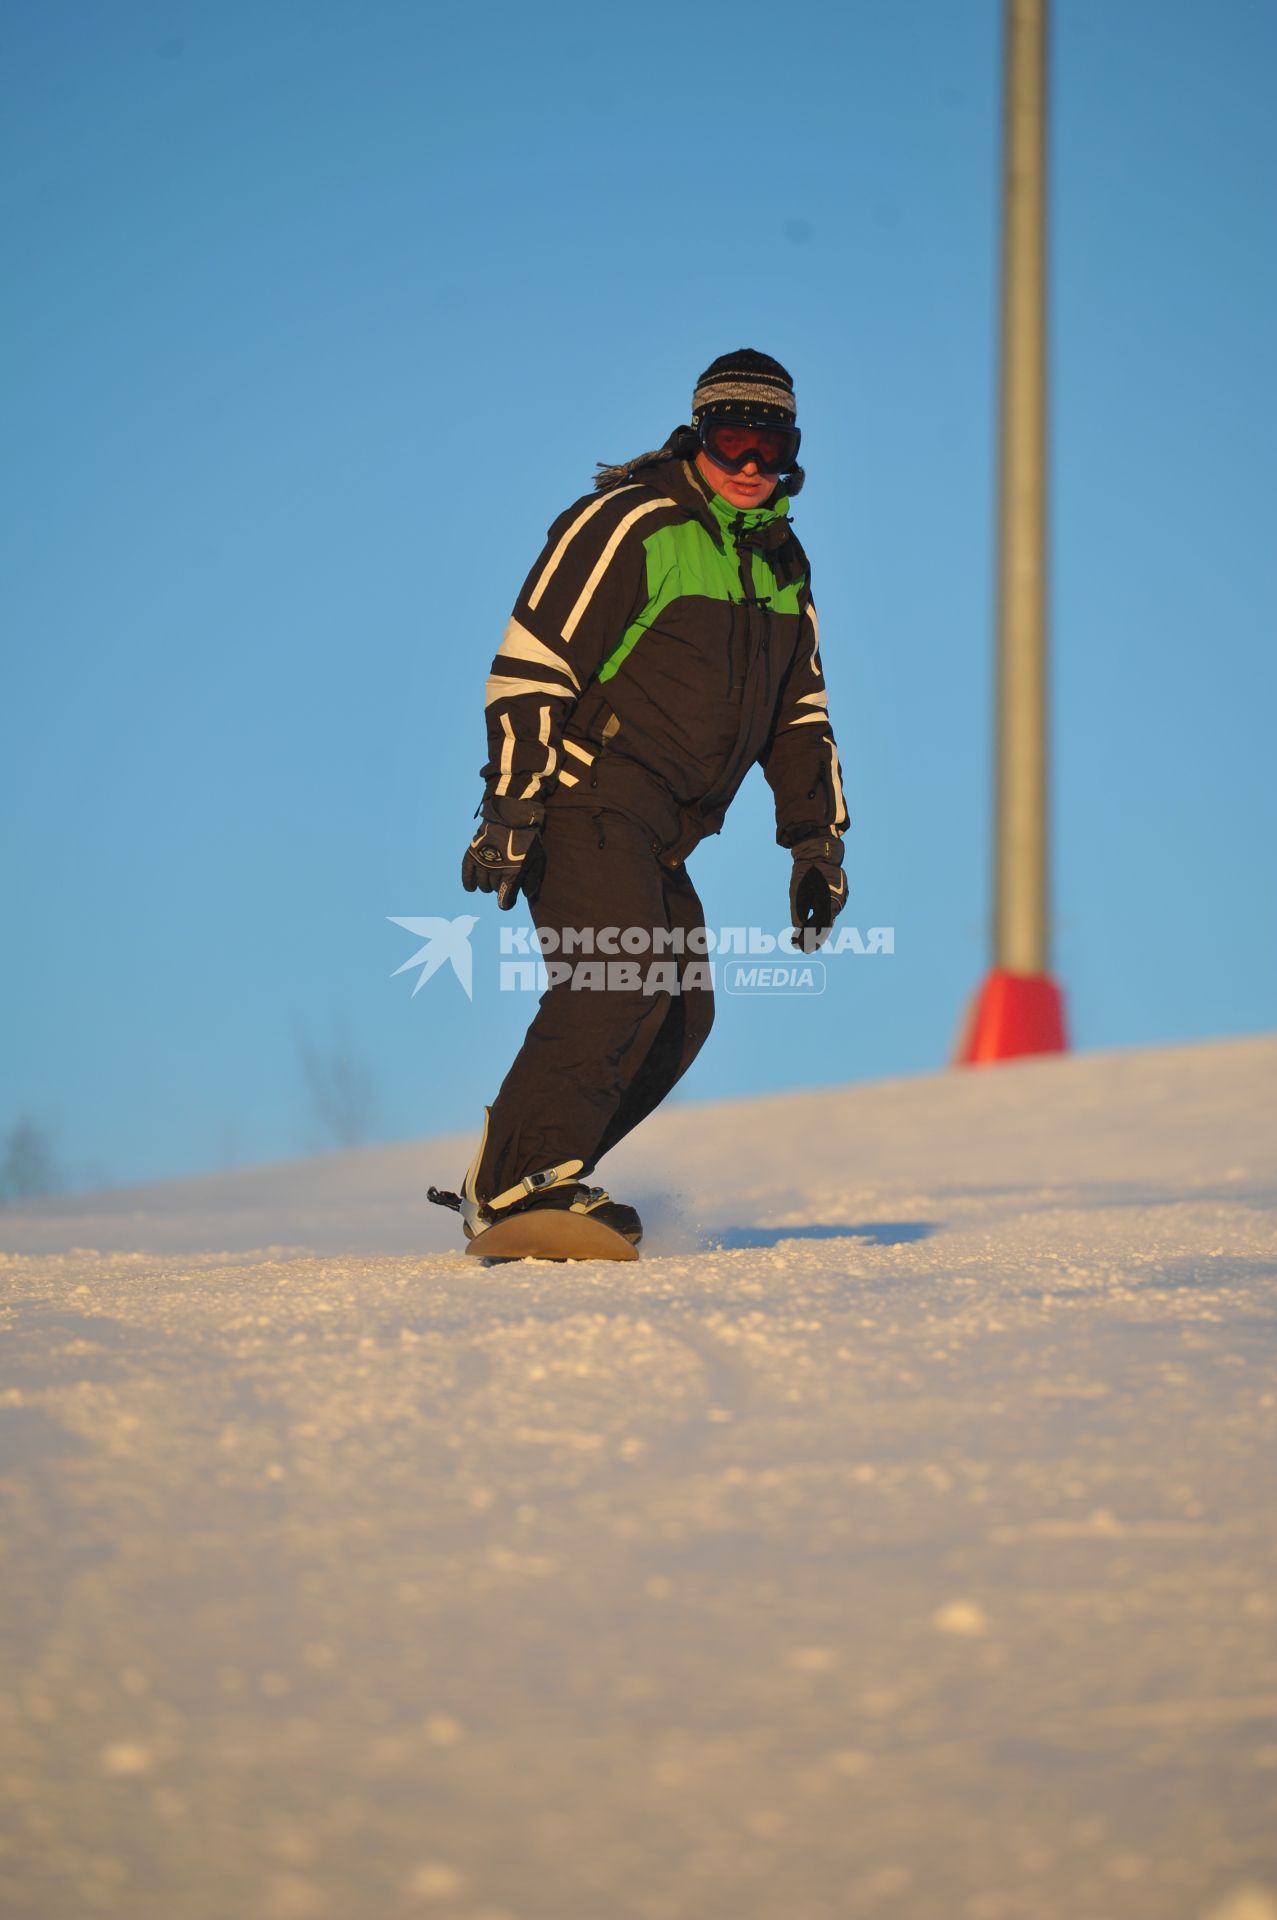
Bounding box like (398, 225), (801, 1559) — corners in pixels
(733, 517), (773, 703)
(696, 519), (774, 817)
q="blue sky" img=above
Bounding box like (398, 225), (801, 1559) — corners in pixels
(2, 0), (1274, 1194)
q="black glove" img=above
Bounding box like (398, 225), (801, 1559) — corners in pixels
(787, 829), (847, 953)
(461, 796), (546, 911)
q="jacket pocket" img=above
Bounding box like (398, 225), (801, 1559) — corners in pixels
(561, 693), (620, 793)
(805, 763), (832, 824)
(565, 683), (611, 745)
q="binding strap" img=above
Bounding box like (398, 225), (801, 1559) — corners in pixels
(486, 1159), (585, 1215)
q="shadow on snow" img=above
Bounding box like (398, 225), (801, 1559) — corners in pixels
(701, 1220), (940, 1252)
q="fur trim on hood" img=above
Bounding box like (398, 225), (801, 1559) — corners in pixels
(594, 424), (804, 498)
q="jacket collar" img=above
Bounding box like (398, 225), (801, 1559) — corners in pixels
(592, 445), (807, 586)
(654, 457), (791, 546)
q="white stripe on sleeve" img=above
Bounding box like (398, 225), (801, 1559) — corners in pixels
(520, 703), (556, 801)
(826, 736), (847, 826)
(495, 618), (581, 690)
(494, 711), (516, 797)
(485, 671), (572, 705)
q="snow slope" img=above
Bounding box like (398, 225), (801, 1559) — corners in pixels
(2, 1036), (1276, 1919)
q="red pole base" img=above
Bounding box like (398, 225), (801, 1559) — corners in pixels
(954, 968), (1069, 1065)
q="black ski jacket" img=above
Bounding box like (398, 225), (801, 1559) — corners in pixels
(478, 453), (848, 865)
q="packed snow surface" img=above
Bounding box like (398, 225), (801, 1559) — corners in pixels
(2, 1036), (1276, 1920)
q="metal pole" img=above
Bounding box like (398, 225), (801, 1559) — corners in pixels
(993, 0), (1049, 975)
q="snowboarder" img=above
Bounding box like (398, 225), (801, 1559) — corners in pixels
(432, 350), (849, 1257)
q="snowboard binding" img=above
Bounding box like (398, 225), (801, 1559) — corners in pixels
(428, 1108), (641, 1261)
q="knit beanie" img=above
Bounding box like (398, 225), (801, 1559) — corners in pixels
(691, 349), (797, 425)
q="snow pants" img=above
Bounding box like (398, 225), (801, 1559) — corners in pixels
(476, 805), (715, 1202)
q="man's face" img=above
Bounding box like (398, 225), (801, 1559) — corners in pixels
(694, 447), (778, 511)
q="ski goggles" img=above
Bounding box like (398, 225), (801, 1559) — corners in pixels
(697, 416), (801, 476)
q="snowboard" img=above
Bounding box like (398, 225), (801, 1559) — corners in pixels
(465, 1209), (639, 1263)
